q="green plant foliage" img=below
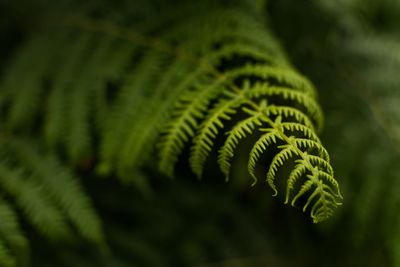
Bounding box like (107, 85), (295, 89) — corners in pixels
(0, 138), (105, 265)
(9, 0), (400, 266)
(0, 0), (343, 264)
(0, 0), (341, 230)
(269, 0), (400, 266)
(0, 198), (29, 267)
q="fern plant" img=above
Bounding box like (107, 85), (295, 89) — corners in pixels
(0, 138), (105, 266)
(0, 0), (342, 265)
(270, 0), (400, 265)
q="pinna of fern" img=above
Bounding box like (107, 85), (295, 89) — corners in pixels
(0, 0), (341, 227)
(0, 137), (106, 266)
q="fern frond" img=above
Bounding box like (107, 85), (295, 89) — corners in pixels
(248, 130), (281, 184)
(281, 122), (320, 142)
(266, 106), (316, 131)
(0, 198), (29, 267)
(225, 64), (317, 97)
(285, 163), (308, 204)
(0, 165), (71, 240)
(8, 140), (105, 247)
(44, 87), (67, 149)
(248, 84), (323, 129)
(289, 159), (342, 223)
(307, 155), (334, 175)
(0, 35), (63, 131)
(115, 57), (198, 180)
(266, 144), (298, 195)
(294, 138), (330, 161)
(92, 41), (139, 128)
(99, 50), (170, 177)
(218, 111), (263, 181)
(0, 0), (342, 224)
(207, 42), (276, 65)
(43, 32), (94, 150)
(66, 35), (115, 163)
(190, 96), (244, 177)
(159, 78), (226, 176)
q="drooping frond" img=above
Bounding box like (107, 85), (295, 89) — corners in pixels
(6, 140), (105, 247)
(0, 35), (65, 132)
(281, 122), (321, 142)
(190, 96), (245, 178)
(0, 164), (70, 240)
(0, 198), (29, 267)
(158, 78), (226, 176)
(0, 0), (342, 228)
(294, 138), (330, 161)
(266, 143), (298, 195)
(265, 106), (316, 131)
(0, 138), (105, 263)
(224, 64), (317, 97)
(248, 128), (281, 184)
(285, 162), (308, 204)
(43, 32), (95, 151)
(285, 154), (342, 223)
(247, 83), (324, 129)
(218, 110), (263, 181)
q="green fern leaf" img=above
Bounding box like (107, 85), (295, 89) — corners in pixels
(281, 122), (320, 142)
(248, 84), (324, 129)
(8, 140), (105, 247)
(0, 198), (29, 267)
(190, 96), (244, 177)
(0, 165), (71, 240)
(159, 78), (226, 176)
(266, 143), (298, 195)
(0, 0), (343, 224)
(285, 163), (308, 204)
(43, 32), (94, 150)
(218, 111), (263, 181)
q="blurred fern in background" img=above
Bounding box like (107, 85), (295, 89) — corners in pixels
(0, 0), (399, 266)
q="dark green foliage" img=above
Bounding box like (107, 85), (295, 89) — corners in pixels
(1, 0), (340, 228)
(0, 0), (399, 266)
(0, 138), (105, 266)
(0, 0), (341, 264)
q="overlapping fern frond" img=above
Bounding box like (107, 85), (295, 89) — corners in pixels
(0, 0), (341, 221)
(0, 0), (343, 264)
(0, 138), (105, 266)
